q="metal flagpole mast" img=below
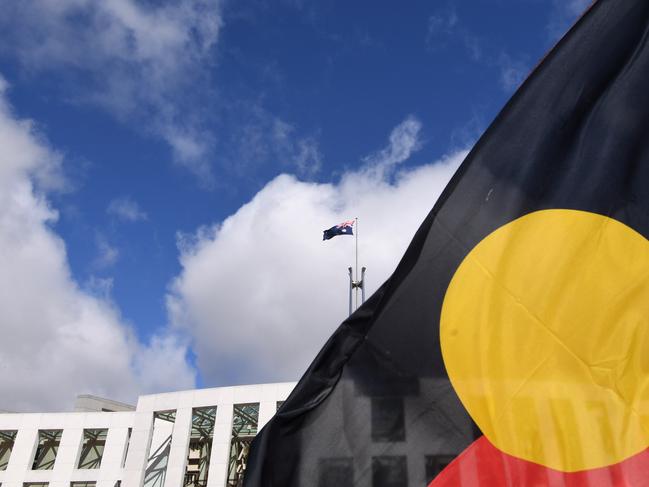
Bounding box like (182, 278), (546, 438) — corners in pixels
(355, 217), (358, 311)
(348, 267), (353, 316)
(347, 217), (366, 317)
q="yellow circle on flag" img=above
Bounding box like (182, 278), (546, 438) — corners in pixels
(440, 209), (649, 472)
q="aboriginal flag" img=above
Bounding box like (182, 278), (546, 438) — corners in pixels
(245, 1), (649, 485)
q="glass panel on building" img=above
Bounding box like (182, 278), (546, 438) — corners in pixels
(371, 456), (408, 487)
(227, 403), (259, 487)
(318, 458), (353, 487)
(70, 482), (96, 487)
(24, 483), (49, 487)
(371, 397), (405, 442)
(143, 411), (176, 487)
(425, 455), (454, 483)
(77, 429), (108, 469)
(184, 407), (216, 487)
(0, 431), (17, 470)
(122, 428), (132, 467)
(32, 430), (63, 470)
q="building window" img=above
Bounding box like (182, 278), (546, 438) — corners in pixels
(425, 454), (455, 483)
(114, 481), (121, 487)
(78, 429), (108, 469)
(371, 456), (408, 487)
(122, 428), (132, 468)
(227, 403), (259, 487)
(371, 397), (405, 442)
(0, 431), (17, 470)
(184, 407), (216, 487)
(143, 410), (176, 487)
(32, 430), (62, 470)
(24, 483), (48, 487)
(318, 458), (353, 487)
(70, 482), (96, 487)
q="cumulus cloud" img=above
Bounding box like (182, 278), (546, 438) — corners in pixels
(107, 196), (148, 222)
(0, 78), (195, 412)
(0, 0), (222, 180)
(167, 117), (467, 385)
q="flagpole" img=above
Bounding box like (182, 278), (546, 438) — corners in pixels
(355, 217), (358, 310)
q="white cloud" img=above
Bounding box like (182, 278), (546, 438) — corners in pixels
(83, 276), (115, 301)
(427, 8), (458, 39)
(267, 116), (323, 177)
(426, 8), (481, 61)
(292, 137), (322, 177)
(427, 8), (529, 92)
(498, 53), (528, 93)
(167, 117), (467, 385)
(94, 235), (120, 269)
(227, 103), (323, 178)
(107, 196), (148, 222)
(363, 116), (422, 172)
(0, 0), (222, 180)
(0, 77), (195, 412)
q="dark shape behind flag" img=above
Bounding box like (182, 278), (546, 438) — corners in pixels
(245, 1), (649, 485)
(323, 220), (354, 240)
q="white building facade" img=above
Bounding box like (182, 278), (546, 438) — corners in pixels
(0, 383), (296, 487)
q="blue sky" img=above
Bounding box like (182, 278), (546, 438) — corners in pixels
(0, 0), (589, 410)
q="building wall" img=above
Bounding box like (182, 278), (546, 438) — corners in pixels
(0, 383), (296, 487)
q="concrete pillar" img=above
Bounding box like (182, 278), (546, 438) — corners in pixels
(122, 412), (153, 487)
(52, 428), (83, 479)
(257, 402), (276, 431)
(163, 408), (192, 487)
(5, 426), (38, 485)
(206, 405), (232, 487)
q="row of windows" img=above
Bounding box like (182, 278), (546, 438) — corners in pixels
(0, 428), (124, 472)
(140, 403), (273, 487)
(0, 400), (287, 487)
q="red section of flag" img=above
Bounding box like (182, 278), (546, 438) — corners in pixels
(429, 436), (649, 487)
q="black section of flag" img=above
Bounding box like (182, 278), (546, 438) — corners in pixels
(323, 221), (354, 240)
(244, 1), (649, 485)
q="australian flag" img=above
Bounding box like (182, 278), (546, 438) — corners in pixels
(322, 220), (354, 240)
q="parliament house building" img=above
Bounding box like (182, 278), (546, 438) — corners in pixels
(0, 383), (295, 487)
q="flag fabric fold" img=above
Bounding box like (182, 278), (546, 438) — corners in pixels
(323, 220), (355, 240)
(245, 1), (649, 485)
